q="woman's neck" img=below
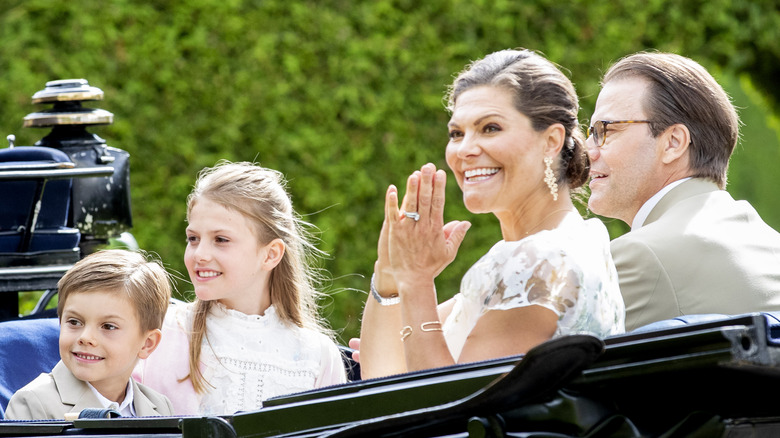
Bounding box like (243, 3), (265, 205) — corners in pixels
(498, 195), (577, 241)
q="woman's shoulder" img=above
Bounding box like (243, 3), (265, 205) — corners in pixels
(483, 216), (611, 276)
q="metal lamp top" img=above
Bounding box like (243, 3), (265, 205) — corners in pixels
(31, 79), (104, 104)
(23, 109), (114, 128)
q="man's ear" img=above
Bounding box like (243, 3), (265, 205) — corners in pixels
(261, 238), (286, 271)
(543, 123), (567, 157)
(661, 123), (691, 164)
(138, 329), (162, 359)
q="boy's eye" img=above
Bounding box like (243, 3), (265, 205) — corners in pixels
(65, 318), (82, 327)
(215, 236), (229, 243)
(102, 323), (118, 331)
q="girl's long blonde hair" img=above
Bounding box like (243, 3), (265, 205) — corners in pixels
(184, 161), (330, 393)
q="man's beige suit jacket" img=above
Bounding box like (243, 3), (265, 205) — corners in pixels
(612, 178), (780, 331)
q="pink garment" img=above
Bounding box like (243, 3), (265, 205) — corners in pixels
(133, 305), (200, 415)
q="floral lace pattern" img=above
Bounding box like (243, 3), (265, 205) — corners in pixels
(194, 303), (344, 415)
(135, 302), (346, 416)
(443, 217), (625, 359)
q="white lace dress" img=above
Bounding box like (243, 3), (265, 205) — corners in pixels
(442, 216), (625, 360)
(135, 301), (347, 416)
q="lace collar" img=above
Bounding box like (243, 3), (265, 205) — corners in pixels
(210, 301), (281, 325)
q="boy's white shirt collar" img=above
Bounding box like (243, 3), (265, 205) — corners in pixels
(631, 178), (691, 230)
(86, 379), (136, 417)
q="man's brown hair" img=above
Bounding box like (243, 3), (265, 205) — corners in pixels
(603, 52), (740, 189)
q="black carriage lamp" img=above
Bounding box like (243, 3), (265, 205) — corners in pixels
(22, 79), (133, 254)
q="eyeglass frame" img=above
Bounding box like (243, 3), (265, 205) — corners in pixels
(587, 120), (653, 148)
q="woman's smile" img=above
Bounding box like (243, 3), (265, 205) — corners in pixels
(464, 167), (501, 182)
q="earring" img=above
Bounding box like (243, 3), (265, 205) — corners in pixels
(544, 156), (558, 201)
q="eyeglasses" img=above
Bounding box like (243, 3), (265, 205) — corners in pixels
(587, 120), (653, 148)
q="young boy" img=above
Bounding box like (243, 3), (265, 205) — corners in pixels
(5, 250), (174, 419)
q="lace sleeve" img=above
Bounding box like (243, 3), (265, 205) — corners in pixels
(482, 236), (583, 317)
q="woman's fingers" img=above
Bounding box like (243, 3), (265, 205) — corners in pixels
(374, 186), (398, 295)
(444, 221), (471, 254)
(416, 164), (435, 220)
(385, 184), (400, 224)
(400, 171), (420, 218)
(387, 164), (456, 277)
(431, 169), (447, 223)
(434, 221), (471, 277)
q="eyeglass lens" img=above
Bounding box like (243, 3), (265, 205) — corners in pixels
(587, 122), (605, 147)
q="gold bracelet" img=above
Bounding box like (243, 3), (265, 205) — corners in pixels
(421, 321), (443, 332)
(400, 321), (443, 341)
(400, 326), (413, 341)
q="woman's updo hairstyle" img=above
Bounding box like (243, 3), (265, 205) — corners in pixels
(445, 49), (589, 189)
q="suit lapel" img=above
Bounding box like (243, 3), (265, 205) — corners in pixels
(51, 361), (102, 414)
(645, 178), (720, 226)
(131, 380), (160, 417)
(51, 361), (161, 417)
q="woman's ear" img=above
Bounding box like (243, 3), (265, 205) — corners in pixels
(661, 123), (691, 165)
(138, 329), (162, 359)
(543, 123), (567, 157)
(261, 238), (286, 271)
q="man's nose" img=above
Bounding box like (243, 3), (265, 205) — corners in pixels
(585, 138), (600, 161)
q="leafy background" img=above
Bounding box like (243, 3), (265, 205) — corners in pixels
(2, 0), (779, 343)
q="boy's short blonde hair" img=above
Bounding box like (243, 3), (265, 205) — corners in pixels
(57, 249), (171, 332)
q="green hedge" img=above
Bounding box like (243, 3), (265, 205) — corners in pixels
(1, 0), (779, 341)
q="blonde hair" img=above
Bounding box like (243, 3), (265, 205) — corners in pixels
(57, 249), (171, 332)
(184, 161), (330, 393)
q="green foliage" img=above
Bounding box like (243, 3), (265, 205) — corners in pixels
(2, 0), (779, 340)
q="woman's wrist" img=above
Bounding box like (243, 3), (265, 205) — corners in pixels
(395, 277), (437, 303)
(373, 261), (398, 293)
(370, 273), (400, 306)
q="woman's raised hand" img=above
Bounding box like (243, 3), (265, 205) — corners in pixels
(373, 167), (428, 294)
(387, 163), (471, 283)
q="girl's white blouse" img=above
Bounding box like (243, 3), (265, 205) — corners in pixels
(135, 301), (346, 416)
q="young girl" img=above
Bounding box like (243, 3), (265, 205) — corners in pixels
(135, 161), (346, 415)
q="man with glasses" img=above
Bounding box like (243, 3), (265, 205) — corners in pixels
(586, 51), (780, 331)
